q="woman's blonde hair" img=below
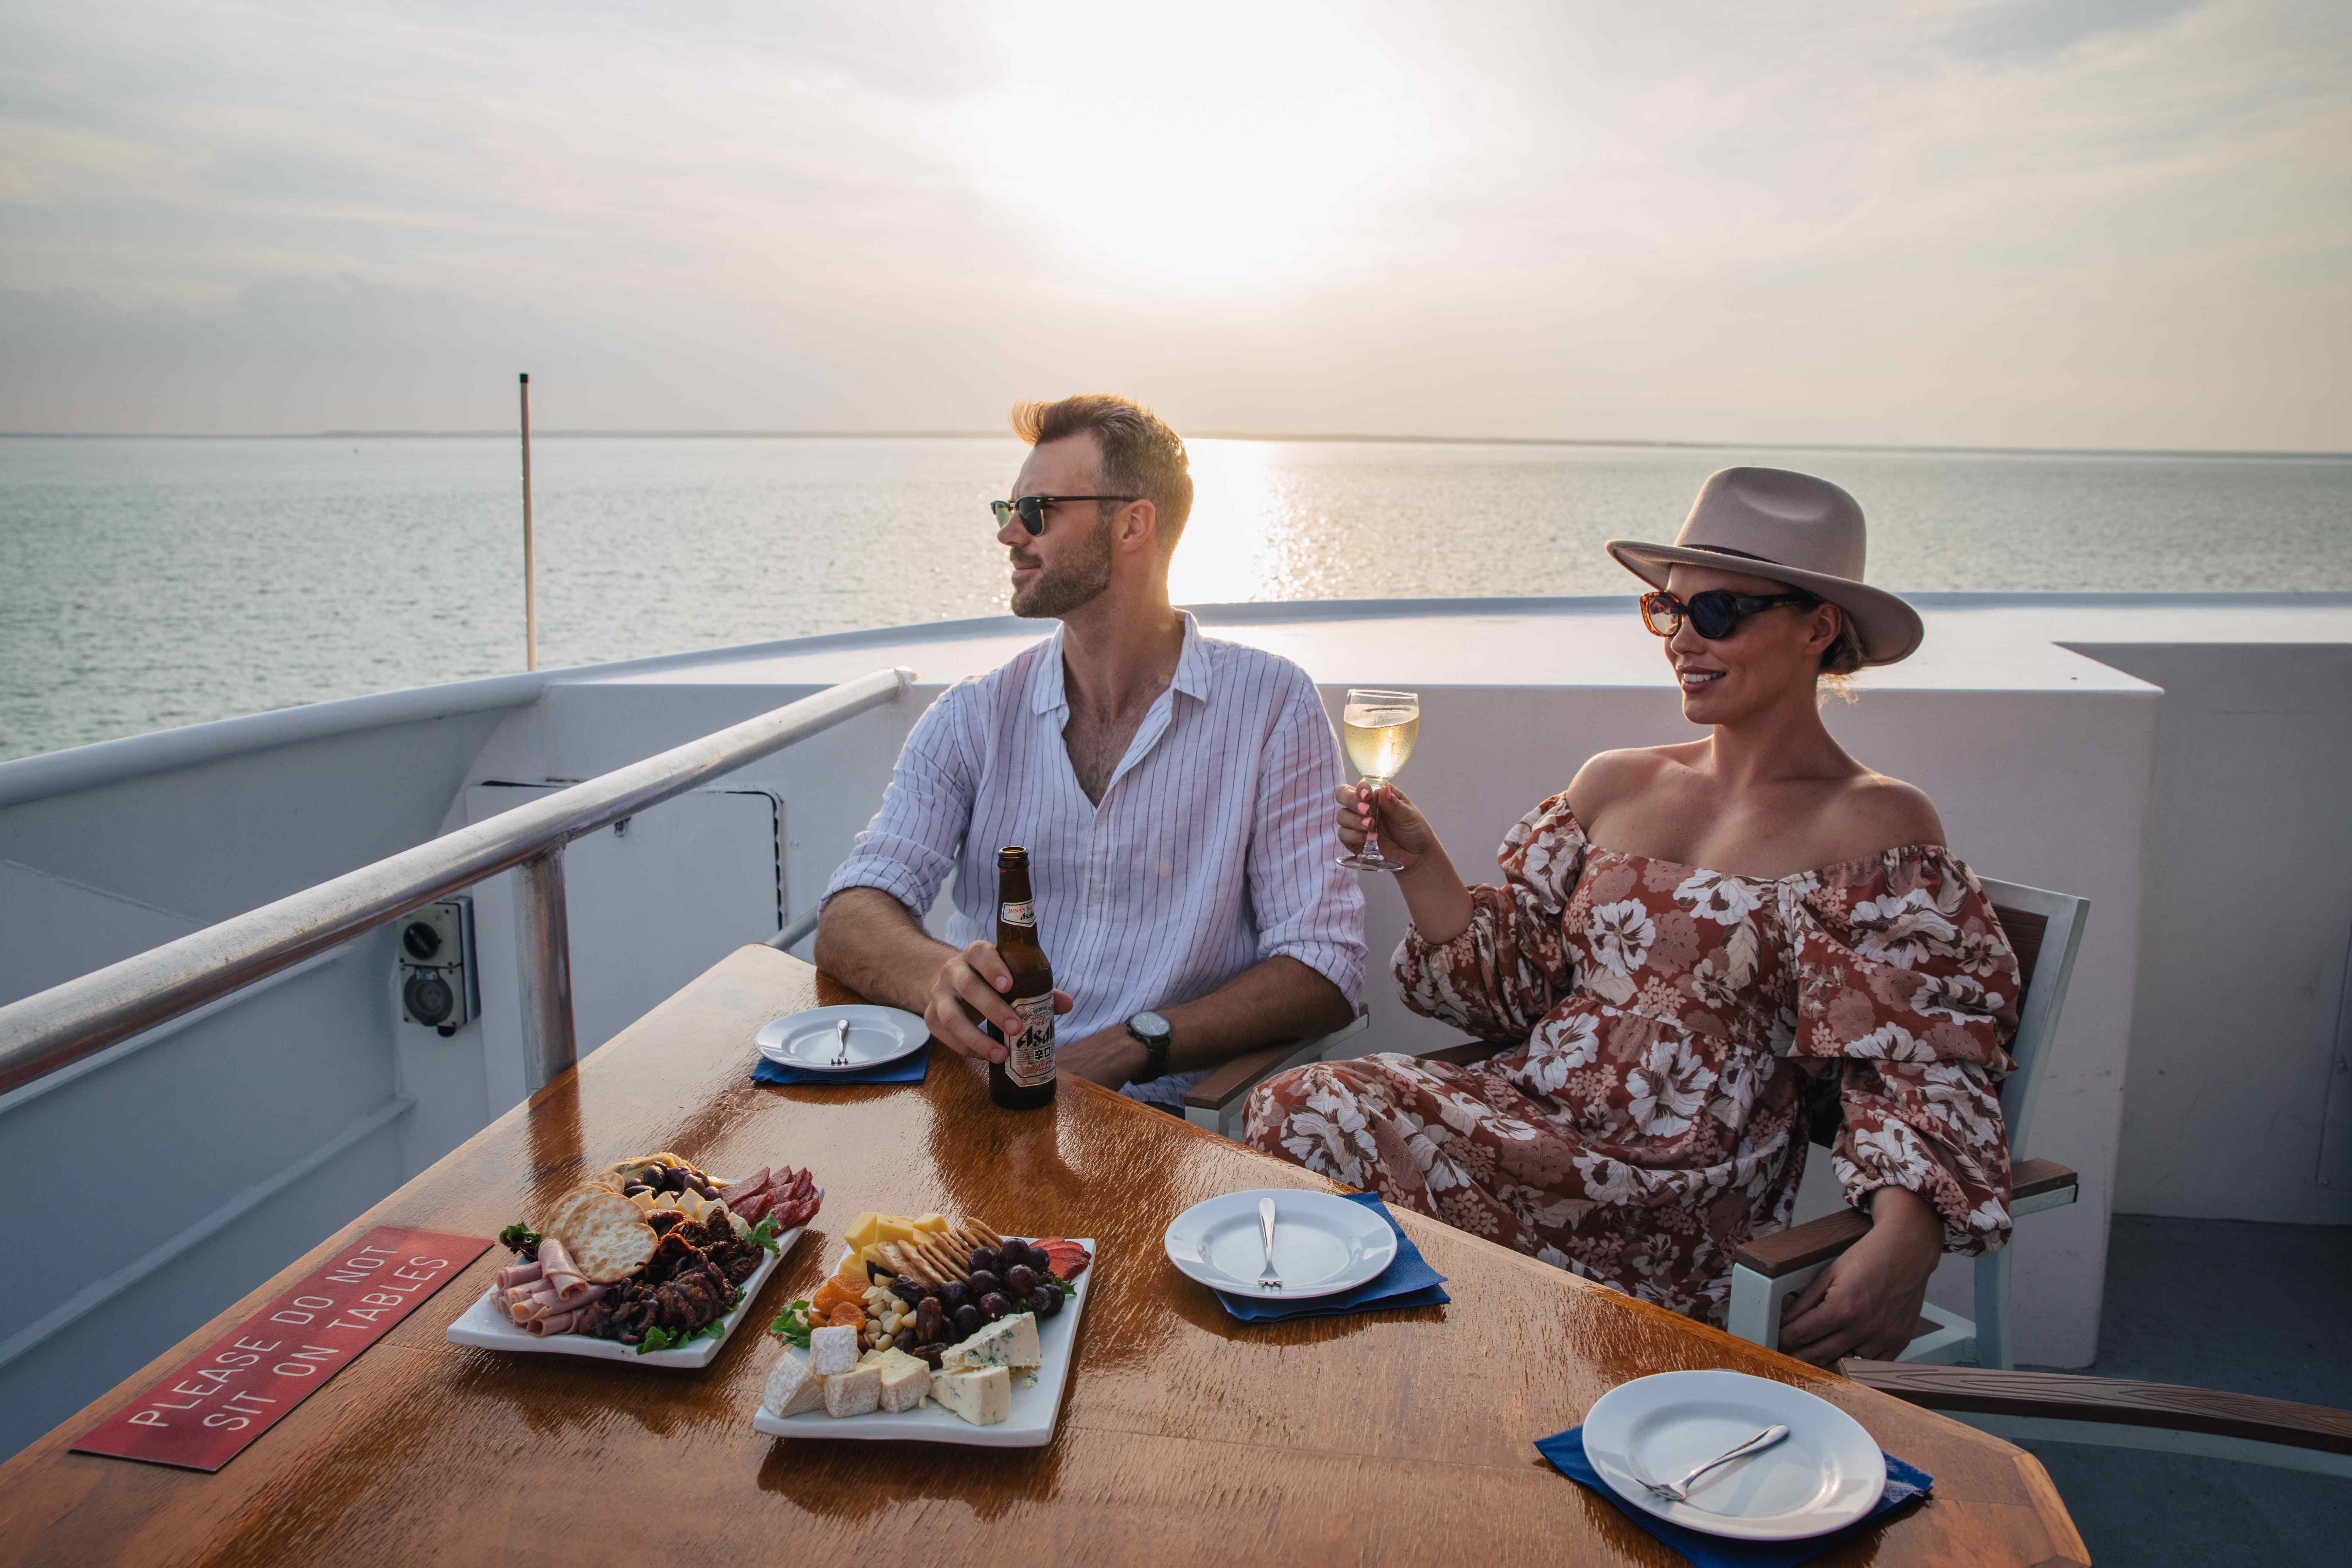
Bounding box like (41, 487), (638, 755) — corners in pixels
(1816, 603), (1866, 704)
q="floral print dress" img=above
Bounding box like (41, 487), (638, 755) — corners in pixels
(1243, 793), (2020, 1325)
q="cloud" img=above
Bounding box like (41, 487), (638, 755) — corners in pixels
(0, 0), (2344, 447)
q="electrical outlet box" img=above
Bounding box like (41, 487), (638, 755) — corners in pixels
(399, 896), (478, 1036)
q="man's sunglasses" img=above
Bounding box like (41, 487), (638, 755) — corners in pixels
(989, 494), (1139, 536)
(1639, 588), (1816, 640)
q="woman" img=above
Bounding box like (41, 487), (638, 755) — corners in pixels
(1245, 467), (2020, 1367)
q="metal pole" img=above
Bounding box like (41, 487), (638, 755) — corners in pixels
(514, 847), (576, 1092)
(520, 372), (536, 673)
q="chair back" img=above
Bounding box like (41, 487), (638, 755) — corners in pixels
(1977, 876), (2090, 1161)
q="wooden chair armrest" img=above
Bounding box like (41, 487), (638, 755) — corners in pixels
(1728, 1208), (1870, 1279)
(1182, 1041), (1304, 1112)
(2011, 1157), (2077, 1202)
(1837, 1361), (2352, 1458)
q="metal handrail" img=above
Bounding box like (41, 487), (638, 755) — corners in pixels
(0, 666), (915, 1097)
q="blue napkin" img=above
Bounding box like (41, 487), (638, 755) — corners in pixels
(1213, 1191), (1451, 1322)
(1535, 1425), (1931, 1568)
(751, 1044), (930, 1087)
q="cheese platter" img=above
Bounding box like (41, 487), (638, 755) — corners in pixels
(446, 1151), (820, 1368)
(752, 1210), (1094, 1448)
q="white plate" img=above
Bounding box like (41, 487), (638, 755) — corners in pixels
(751, 1239), (1095, 1448)
(1582, 1370), (1885, 1540)
(755, 1005), (928, 1073)
(1161, 1189), (1397, 1301)
(444, 1213), (810, 1368)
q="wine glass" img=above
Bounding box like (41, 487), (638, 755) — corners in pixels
(1337, 688), (1419, 872)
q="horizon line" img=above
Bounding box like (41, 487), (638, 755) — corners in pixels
(1, 428), (2345, 461)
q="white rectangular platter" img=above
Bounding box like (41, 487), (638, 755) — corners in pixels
(752, 1238), (1095, 1448)
(446, 1220), (806, 1368)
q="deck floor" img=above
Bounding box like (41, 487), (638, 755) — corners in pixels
(2018, 1215), (2352, 1567)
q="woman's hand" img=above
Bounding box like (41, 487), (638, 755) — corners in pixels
(1777, 1187), (1943, 1367)
(1337, 781), (1438, 871)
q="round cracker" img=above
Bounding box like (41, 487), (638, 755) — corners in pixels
(540, 1182), (655, 1283)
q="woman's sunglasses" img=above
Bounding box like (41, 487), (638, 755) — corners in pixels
(1639, 588), (1816, 640)
(989, 494), (1139, 536)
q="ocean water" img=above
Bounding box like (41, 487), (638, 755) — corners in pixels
(2, 435), (2347, 763)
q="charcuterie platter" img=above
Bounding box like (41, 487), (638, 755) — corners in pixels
(447, 1152), (820, 1368)
(752, 1209), (1094, 1447)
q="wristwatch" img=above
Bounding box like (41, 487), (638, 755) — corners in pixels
(1126, 1010), (1173, 1083)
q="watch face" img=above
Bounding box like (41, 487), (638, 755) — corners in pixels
(1131, 1010), (1171, 1040)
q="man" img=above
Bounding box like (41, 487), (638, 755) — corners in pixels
(815, 394), (1364, 1107)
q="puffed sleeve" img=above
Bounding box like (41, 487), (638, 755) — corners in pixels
(1790, 848), (2020, 1255)
(1391, 792), (1585, 1041)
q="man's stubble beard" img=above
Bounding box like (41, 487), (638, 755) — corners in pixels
(1010, 512), (1115, 620)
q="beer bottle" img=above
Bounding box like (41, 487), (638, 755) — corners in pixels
(985, 846), (1056, 1110)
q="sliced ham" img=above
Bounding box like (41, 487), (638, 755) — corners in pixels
(524, 1308), (581, 1336)
(496, 1260), (544, 1291)
(537, 1238), (604, 1305)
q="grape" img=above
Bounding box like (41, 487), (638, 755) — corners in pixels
(952, 1303), (981, 1337)
(978, 1291), (1011, 1322)
(1027, 1286), (1058, 1317)
(1023, 1243), (1052, 1274)
(940, 1280), (969, 1309)
(1005, 1264), (1037, 1295)
(968, 1269), (1003, 1298)
(968, 1248), (999, 1277)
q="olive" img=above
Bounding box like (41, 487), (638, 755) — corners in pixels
(968, 1247), (999, 1277)
(967, 1269), (1003, 1298)
(624, 1183), (650, 1197)
(952, 1303), (981, 1337)
(978, 1291), (1011, 1322)
(1005, 1264), (1037, 1296)
(939, 1280), (970, 1310)
(1027, 1285), (1058, 1317)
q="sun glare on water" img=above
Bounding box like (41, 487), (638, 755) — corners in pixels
(969, 3), (1419, 284)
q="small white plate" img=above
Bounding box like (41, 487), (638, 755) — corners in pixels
(1162, 1189), (1397, 1301)
(751, 1239), (1095, 1448)
(755, 1005), (928, 1073)
(1582, 1370), (1885, 1540)
(444, 1214), (809, 1368)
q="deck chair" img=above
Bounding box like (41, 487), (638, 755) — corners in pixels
(1837, 1359), (2352, 1479)
(1182, 1010), (1372, 1138)
(1722, 876), (2091, 1368)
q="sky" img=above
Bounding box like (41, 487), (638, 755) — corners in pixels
(1, 0), (2346, 448)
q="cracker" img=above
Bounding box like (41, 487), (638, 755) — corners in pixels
(540, 1182), (656, 1283)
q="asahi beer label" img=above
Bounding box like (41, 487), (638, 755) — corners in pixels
(999, 900), (1036, 928)
(1005, 991), (1056, 1088)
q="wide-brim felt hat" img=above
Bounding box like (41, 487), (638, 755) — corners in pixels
(1605, 466), (1924, 666)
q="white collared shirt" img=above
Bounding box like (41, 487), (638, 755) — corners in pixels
(823, 613), (1366, 1104)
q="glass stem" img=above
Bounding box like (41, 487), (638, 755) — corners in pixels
(1361, 776), (1388, 862)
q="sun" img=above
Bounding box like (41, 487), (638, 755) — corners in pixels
(964, 2), (1419, 285)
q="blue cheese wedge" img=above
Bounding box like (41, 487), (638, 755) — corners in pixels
(872, 1348), (930, 1414)
(821, 1364), (881, 1417)
(759, 1352), (825, 1418)
(940, 1312), (1040, 1373)
(930, 1365), (1011, 1426)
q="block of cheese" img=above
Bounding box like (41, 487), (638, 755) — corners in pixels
(807, 1323), (859, 1375)
(821, 1364), (880, 1418)
(873, 1348), (930, 1413)
(873, 1215), (918, 1247)
(941, 1311), (1040, 1373)
(841, 1211), (883, 1251)
(912, 1212), (950, 1234)
(929, 1365), (1011, 1426)
(759, 1352), (825, 1418)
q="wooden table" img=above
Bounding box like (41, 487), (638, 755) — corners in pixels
(0, 946), (2088, 1566)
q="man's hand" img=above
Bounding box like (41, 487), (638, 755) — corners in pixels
(1777, 1187), (1943, 1367)
(1055, 1026), (1149, 1088)
(922, 940), (1073, 1064)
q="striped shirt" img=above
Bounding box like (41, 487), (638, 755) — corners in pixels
(824, 613), (1366, 1106)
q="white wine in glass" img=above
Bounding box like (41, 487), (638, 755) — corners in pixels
(1339, 688), (1419, 871)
